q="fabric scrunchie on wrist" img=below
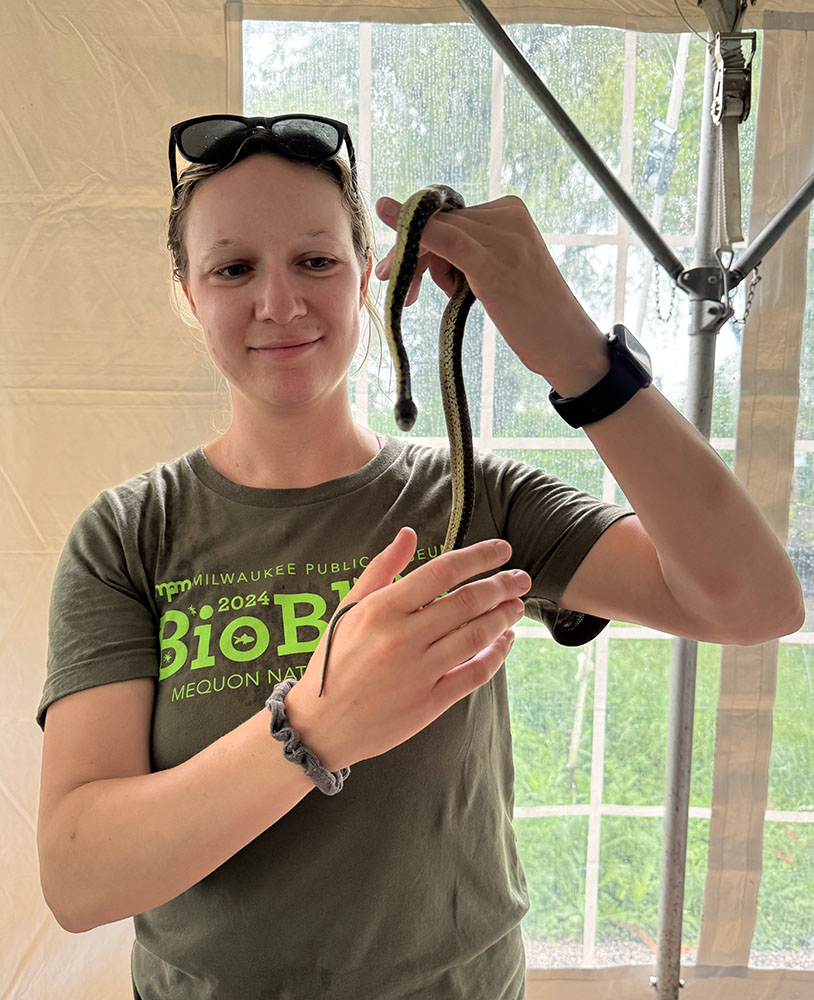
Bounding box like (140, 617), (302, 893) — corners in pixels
(265, 679), (350, 796)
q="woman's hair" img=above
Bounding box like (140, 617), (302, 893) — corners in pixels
(167, 132), (383, 352)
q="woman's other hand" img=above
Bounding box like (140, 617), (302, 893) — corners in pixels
(284, 528), (530, 771)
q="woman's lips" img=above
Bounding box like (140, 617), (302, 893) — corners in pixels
(251, 339), (319, 359)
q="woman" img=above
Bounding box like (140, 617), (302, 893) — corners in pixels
(37, 114), (803, 1000)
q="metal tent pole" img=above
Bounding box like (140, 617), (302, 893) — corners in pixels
(731, 168), (814, 283)
(653, 12), (746, 993)
(683, 35), (727, 442)
(650, 41), (721, 996)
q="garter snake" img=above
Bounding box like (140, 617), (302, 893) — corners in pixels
(385, 184), (477, 554)
(319, 184), (476, 698)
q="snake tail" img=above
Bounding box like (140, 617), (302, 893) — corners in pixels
(318, 601), (358, 697)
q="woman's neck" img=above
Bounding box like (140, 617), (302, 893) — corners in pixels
(203, 402), (382, 489)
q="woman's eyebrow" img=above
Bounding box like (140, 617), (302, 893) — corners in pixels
(302, 228), (346, 244)
(200, 237), (238, 262)
(200, 230), (342, 261)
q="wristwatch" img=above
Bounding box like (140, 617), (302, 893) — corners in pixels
(548, 324), (653, 428)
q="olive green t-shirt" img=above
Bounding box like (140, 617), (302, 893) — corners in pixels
(38, 437), (628, 1000)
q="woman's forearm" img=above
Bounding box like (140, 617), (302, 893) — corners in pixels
(39, 708), (313, 933)
(584, 382), (804, 640)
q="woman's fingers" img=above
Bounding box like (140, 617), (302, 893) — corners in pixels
(387, 537), (514, 613)
(432, 630), (516, 712)
(343, 526), (417, 605)
(428, 594), (526, 668)
(374, 246), (394, 282)
(420, 568), (530, 629)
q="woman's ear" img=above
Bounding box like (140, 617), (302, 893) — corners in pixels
(359, 251), (373, 307)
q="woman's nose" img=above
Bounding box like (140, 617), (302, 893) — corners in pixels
(254, 266), (306, 324)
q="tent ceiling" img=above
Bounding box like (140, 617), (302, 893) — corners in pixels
(235, 0), (814, 29)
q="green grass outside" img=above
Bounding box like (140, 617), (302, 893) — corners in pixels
(506, 629), (814, 955)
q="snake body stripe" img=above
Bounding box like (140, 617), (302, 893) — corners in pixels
(318, 184), (476, 698)
(438, 268), (476, 553)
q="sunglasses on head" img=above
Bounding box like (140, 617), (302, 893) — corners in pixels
(168, 113), (357, 193)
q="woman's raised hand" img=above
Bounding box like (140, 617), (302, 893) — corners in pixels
(283, 527), (530, 771)
(374, 194), (609, 398)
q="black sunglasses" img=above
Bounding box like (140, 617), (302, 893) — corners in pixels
(168, 113), (357, 193)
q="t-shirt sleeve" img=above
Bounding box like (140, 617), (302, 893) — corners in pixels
(478, 450), (632, 646)
(36, 494), (159, 729)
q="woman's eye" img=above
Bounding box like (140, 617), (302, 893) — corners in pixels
(215, 264), (249, 279)
(304, 256), (335, 270)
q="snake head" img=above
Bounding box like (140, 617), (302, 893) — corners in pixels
(394, 398), (418, 432)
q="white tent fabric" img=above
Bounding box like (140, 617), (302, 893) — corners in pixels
(3, 4), (230, 998)
(698, 22), (814, 971)
(236, 0), (812, 28)
(1, 2), (812, 998)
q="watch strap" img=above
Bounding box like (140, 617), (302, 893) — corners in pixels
(549, 335), (651, 429)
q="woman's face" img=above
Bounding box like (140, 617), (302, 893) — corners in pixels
(181, 153), (369, 418)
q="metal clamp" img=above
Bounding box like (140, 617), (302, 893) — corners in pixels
(677, 266), (725, 300)
(677, 266), (734, 334)
(711, 32), (756, 125)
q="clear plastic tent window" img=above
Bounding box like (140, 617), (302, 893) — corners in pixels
(242, 16), (814, 973)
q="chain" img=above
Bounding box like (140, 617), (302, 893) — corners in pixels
(654, 261), (676, 323)
(730, 264), (762, 334)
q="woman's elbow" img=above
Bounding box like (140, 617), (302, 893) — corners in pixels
(40, 878), (89, 934)
(755, 590), (806, 644)
(41, 879), (115, 934)
(38, 839), (109, 934)
(39, 864), (89, 933)
(47, 904), (94, 935)
(717, 579), (806, 646)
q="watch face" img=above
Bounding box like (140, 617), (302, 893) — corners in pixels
(611, 324), (652, 379)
